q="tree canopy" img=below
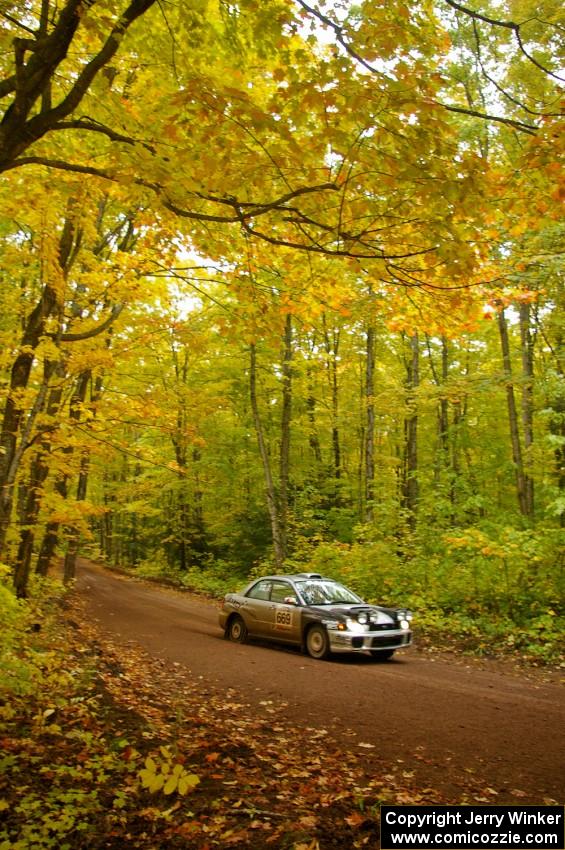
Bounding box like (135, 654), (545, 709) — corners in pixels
(0, 0), (563, 653)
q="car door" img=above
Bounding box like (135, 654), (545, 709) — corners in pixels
(267, 580), (301, 643)
(242, 579), (274, 637)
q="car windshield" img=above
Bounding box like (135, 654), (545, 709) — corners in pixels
(295, 580), (363, 606)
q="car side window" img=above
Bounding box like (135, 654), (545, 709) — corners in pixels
(270, 581), (293, 604)
(246, 580), (272, 601)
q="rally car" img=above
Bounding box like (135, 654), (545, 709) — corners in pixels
(219, 572), (412, 660)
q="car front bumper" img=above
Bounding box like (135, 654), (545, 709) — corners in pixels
(328, 627), (412, 653)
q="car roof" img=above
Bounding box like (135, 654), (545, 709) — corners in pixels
(251, 573), (329, 582)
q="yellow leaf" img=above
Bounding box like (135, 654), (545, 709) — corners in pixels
(178, 774), (200, 795)
(163, 775), (178, 795)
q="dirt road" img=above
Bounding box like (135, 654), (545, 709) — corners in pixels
(75, 560), (564, 804)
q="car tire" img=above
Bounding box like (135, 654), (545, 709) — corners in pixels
(370, 649), (394, 661)
(227, 615), (248, 643)
(305, 624), (330, 660)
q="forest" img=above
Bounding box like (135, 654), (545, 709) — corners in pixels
(0, 0), (563, 662)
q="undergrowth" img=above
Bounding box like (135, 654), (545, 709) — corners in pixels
(123, 522), (565, 667)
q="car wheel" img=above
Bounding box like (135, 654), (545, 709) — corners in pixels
(370, 649), (394, 661)
(227, 615), (248, 643)
(305, 624), (330, 659)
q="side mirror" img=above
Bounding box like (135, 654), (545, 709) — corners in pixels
(283, 595), (298, 606)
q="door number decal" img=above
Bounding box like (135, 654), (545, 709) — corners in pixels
(274, 609), (293, 629)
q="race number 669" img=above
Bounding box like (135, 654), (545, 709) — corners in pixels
(275, 610), (292, 627)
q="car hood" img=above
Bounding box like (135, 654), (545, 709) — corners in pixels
(308, 604), (397, 625)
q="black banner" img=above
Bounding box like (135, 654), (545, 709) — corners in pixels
(380, 806), (564, 850)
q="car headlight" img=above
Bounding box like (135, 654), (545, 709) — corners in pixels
(346, 617), (367, 633)
(399, 618), (410, 630)
(357, 613), (368, 625)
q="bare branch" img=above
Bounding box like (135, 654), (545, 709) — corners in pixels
(470, 20), (546, 118)
(8, 152), (428, 260)
(198, 182), (339, 217)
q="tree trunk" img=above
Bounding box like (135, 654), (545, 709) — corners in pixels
(63, 364), (111, 581)
(13, 456), (48, 597)
(279, 314), (293, 557)
(519, 302), (535, 517)
(34, 369), (90, 580)
(498, 307), (532, 517)
(322, 318), (341, 491)
(439, 337), (450, 461)
(545, 320), (564, 524)
(63, 452), (89, 584)
(305, 333), (322, 467)
(425, 335), (455, 511)
(401, 334), (419, 531)
(0, 286), (60, 553)
(12, 362), (66, 594)
(0, 208), (79, 554)
(36, 514), (64, 577)
(99, 472), (115, 561)
(191, 447), (207, 564)
(249, 343), (285, 568)
(365, 324), (375, 521)
(306, 376), (323, 465)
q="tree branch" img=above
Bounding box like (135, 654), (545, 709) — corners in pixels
(0, 0), (157, 169)
(295, 0), (394, 82)
(241, 218), (438, 261)
(5, 156), (340, 224)
(36, 0), (156, 127)
(59, 304), (125, 342)
(0, 75), (17, 100)
(194, 182), (339, 216)
(0, 11), (37, 35)
(52, 118), (157, 152)
(297, 0), (557, 132)
(443, 0), (564, 81)
(443, 0), (516, 30)
(442, 104), (537, 133)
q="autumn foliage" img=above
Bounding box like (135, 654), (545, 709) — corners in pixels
(0, 8), (563, 843)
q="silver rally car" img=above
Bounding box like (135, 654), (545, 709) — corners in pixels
(219, 572), (413, 660)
